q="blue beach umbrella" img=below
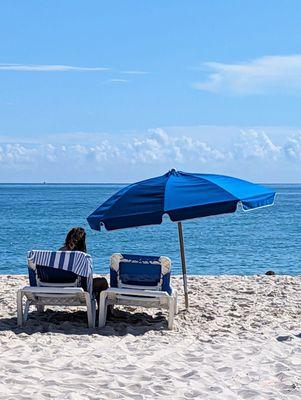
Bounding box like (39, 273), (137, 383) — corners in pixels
(87, 169), (275, 308)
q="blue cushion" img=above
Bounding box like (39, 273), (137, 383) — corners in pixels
(119, 261), (162, 286)
(110, 254), (172, 295)
(38, 265), (77, 283)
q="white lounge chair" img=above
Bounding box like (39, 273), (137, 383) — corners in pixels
(98, 253), (178, 330)
(17, 250), (96, 328)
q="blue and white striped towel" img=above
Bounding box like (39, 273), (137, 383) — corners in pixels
(28, 250), (93, 295)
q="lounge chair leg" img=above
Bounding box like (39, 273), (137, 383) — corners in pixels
(85, 293), (95, 328)
(91, 299), (97, 325)
(98, 291), (108, 328)
(173, 290), (178, 315)
(168, 298), (175, 330)
(36, 305), (44, 313)
(23, 300), (31, 322)
(17, 290), (24, 327)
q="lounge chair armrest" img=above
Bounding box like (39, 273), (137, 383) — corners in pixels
(105, 288), (171, 297)
(19, 286), (85, 294)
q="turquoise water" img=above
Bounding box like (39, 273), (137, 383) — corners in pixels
(0, 184), (300, 276)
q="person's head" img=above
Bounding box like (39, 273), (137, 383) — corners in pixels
(64, 227), (87, 252)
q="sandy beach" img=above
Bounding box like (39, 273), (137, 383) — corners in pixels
(0, 274), (300, 400)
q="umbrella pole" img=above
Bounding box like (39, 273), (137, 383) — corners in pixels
(177, 221), (189, 309)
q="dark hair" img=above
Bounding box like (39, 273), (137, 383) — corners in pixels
(64, 227), (87, 253)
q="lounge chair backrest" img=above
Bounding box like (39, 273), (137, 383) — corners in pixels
(27, 250), (93, 295)
(110, 253), (172, 294)
(36, 265), (78, 284)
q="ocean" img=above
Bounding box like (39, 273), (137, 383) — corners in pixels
(0, 184), (299, 276)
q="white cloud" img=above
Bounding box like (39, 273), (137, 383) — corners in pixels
(0, 64), (148, 77)
(126, 128), (227, 164)
(233, 130), (282, 161)
(193, 55), (301, 95)
(283, 133), (301, 160)
(121, 70), (148, 75)
(0, 128), (300, 182)
(0, 63), (109, 72)
(0, 129), (229, 171)
(109, 79), (128, 83)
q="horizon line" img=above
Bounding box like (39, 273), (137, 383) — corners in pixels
(0, 182), (300, 185)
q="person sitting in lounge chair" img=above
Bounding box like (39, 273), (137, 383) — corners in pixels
(28, 226), (108, 297)
(58, 227), (108, 298)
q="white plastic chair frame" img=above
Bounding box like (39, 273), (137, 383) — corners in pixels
(17, 258), (96, 328)
(98, 254), (178, 330)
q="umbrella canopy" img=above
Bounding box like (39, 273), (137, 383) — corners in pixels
(87, 169), (275, 230)
(87, 169), (275, 308)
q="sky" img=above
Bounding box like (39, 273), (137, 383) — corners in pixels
(0, 1), (301, 183)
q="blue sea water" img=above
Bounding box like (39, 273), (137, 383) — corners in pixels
(0, 184), (300, 276)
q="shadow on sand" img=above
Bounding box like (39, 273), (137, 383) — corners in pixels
(0, 308), (172, 337)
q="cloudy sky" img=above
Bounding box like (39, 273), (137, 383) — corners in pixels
(0, 1), (300, 183)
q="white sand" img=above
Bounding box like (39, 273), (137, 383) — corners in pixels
(0, 275), (300, 400)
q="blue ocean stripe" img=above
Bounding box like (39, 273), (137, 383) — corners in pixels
(59, 252), (65, 269)
(73, 254), (79, 274)
(50, 251), (56, 267)
(68, 252), (75, 271)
